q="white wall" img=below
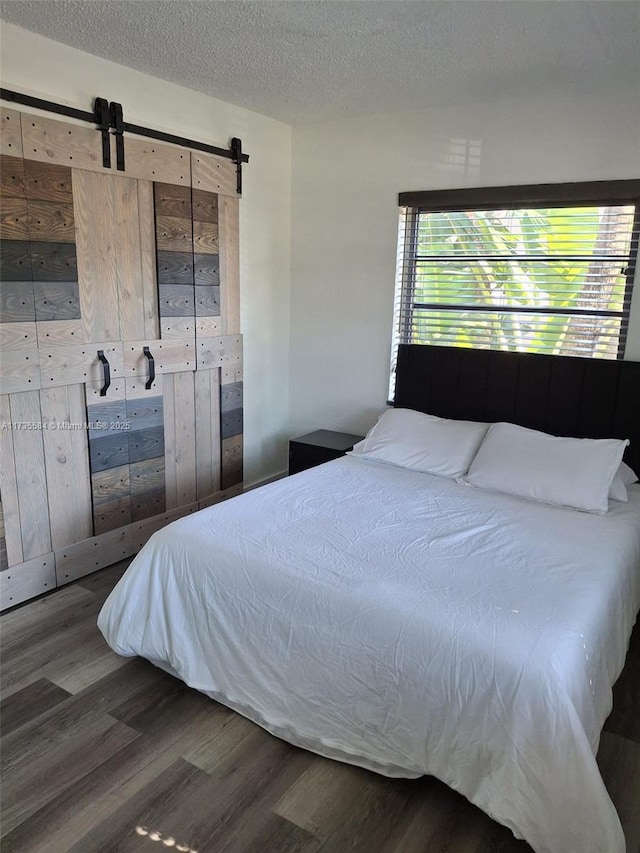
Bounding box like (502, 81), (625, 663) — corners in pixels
(290, 88), (640, 438)
(0, 22), (292, 486)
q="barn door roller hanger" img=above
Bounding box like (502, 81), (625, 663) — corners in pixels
(0, 87), (249, 194)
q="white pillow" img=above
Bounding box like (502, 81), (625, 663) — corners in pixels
(463, 422), (629, 513)
(349, 408), (488, 478)
(609, 461), (639, 502)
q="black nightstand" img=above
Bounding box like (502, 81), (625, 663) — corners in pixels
(289, 429), (365, 475)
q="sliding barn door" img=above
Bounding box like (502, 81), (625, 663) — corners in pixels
(0, 108), (243, 608)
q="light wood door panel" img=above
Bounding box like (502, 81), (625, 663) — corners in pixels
(40, 384), (93, 550)
(123, 338), (196, 379)
(191, 151), (238, 198)
(120, 136), (190, 185)
(1, 108), (23, 158)
(73, 169), (121, 343)
(39, 341), (123, 388)
(21, 113), (110, 174)
(8, 390), (52, 560)
(219, 195), (240, 335)
(0, 108), (244, 603)
(195, 367), (221, 501)
(0, 394), (23, 567)
(0, 349), (40, 395)
(0, 552), (55, 609)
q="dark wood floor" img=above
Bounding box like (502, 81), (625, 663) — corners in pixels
(1, 561), (639, 853)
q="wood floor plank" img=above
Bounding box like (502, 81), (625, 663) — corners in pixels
(0, 704), (235, 853)
(275, 757), (412, 844)
(75, 557), (131, 600)
(1, 709), (139, 835)
(0, 584), (96, 662)
(65, 758), (222, 853)
(0, 677), (72, 736)
(0, 566), (637, 853)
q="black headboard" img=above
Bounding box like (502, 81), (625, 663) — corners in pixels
(394, 344), (640, 475)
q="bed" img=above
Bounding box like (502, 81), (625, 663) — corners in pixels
(98, 345), (640, 853)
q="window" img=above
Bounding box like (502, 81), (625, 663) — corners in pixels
(391, 181), (640, 393)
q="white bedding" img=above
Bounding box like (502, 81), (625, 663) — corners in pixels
(98, 456), (640, 853)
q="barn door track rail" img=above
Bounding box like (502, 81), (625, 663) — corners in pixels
(0, 87), (249, 193)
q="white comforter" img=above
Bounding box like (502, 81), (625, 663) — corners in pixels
(98, 457), (640, 853)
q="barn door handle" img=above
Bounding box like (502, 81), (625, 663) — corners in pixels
(143, 346), (155, 389)
(97, 350), (110, 396)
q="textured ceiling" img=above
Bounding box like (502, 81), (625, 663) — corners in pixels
(1, 1), (639, 125)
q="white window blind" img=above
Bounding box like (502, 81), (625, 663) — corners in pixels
(391, 183), (639, 395)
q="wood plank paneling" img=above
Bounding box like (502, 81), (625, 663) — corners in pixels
(121, 136), (190, 185)
(0, 321), (37, 350)
(21, 114), (108, 174)
(221, 433), (243, 490)
(194, 367), (221, 500)
(172, 371), (196, 507)
(192, 220), (219, 254)
(192, 188), (218, 223)
(0, 154), (25, 198)
(129, 501), (199, 550)
(33, 281), (81, 321)
(27, 200), (75, 243)
(158, 284), (195, 318)
(24, 160), (73, 203)
(191, 151), (238, 198)
(156, 250), (194, 285)
(197, 334), (242, 370)
(163, 371), (197, 510)
(40, 384), (92, 550)
(1, 108), (22, 157)
(39, 341), (123, 388)
(0, 197), (29, 240)
(137, 181), (160, 341)
(0, 552), (55, 609)
(73, 169), (120, 343)
(84, 377), (126, 406)
(125, 374), (164, 400)
(123, 338), (195, 377)
(0, 241), (32, 281)
(162, 371), (177, 509)
(86, 399), (127, 436)
(125, 395), (164, 432)
(0, 281), (35, 322)
(198, 482), (242, 509)
(129, 458), (165, 494)
(9, 390), (52, 559)
(0, 395), (23, 566)
(54, 526), (131, 585)
(112, 176), (146, 341)
(128, 425), (165, 465)
(93, 497), (132, 536)
(195, 285), (220, 317)
(193, 253), (220, 286)
(0, 349), (40, 395)
(30, 241), (77, 281)
(54, 502), (200, 585)
(219, 195), (241, 334)
(160, 317), (196, 339)
(131, 487), (166, 521)
(88, 433), (130, 474)
(196, 316), (221, 337)
(36, 319), (85, 347)
(154, 182), (191, 218)
(91, 464), (130, 508)
(155, 215), (192, 253)
(222, 361), (243, 384)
